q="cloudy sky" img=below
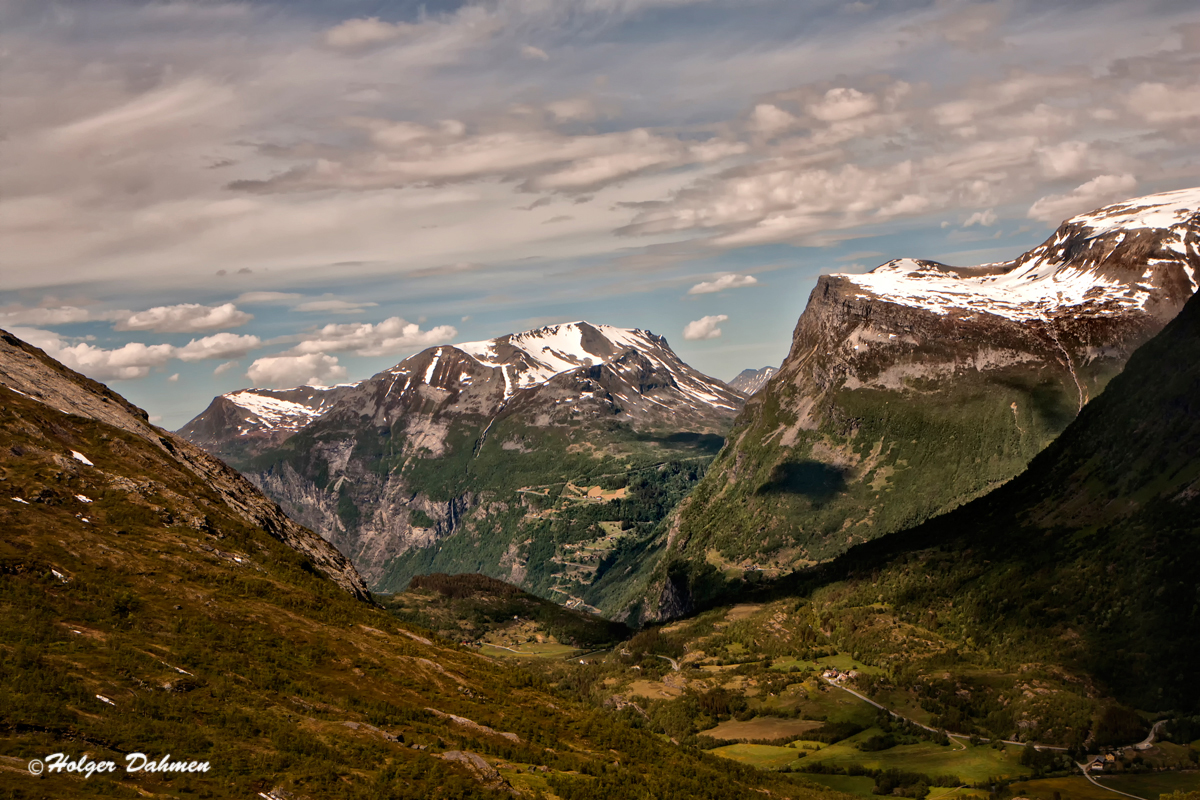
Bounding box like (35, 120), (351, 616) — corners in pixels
(2, 0), (1199, 428)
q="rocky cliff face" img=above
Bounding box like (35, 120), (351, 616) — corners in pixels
(649, 187), (1200, 617)
(0, 329), (371, 601)
(180, 322), (743, 604)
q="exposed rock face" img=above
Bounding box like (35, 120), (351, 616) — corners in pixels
(0, 329), (371, 601)
(179, 322), (744, 598)
(727, 367), (777, 396)
(649, 187), (1200, 618)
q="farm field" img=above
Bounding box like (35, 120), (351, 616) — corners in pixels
(1098, 771), (1200, 798)
(804, 730), (1031, 783)
(1008, 776), (1132, 800)
(710, 743), (800, 769)
(799, 773), (877, 796)
(479, 642), (582, 658)
(701, 716), (822, 741)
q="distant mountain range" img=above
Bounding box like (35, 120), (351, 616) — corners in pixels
(727, 366), (777, 395)
(635, 187), (1200, 620)
(179, 322), (744, 607)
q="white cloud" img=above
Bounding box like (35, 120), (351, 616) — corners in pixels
(246, 353), (348, 388)
(1124, 82), (1200, 124)
(293, 299), (380, 313)
(963, 208), (997, 227)
(683, 314), (728, 341)
(176, 333), (261, 361)
(0, 305), (127, 327)
(808, 88), (877, 122)
(687, 274), (759, 294)
(1027, 174), (1138, 223)
(324, 17), (415, 50)
(214, 360), (239, 375)
(291, 317), (458, 358)
(749, 104), (799, 135)
(55, 340), (176, 381)
(521, 45), (550, 61)
(117, 303), (252, 333)
(11, 327), (173, 381)
(167, 373), (180, 382)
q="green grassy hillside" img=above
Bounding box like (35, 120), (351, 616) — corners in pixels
(0, 378), (837, 800)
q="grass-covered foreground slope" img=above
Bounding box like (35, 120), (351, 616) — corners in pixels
(0, 336), (840, 800)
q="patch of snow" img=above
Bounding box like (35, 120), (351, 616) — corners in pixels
(71, 450), (94, 466)
(423, 348), (442, 384)
(225, 390), (333, 434)
(11, 497), (28, 504)
(96, 695), (115, 706)
(75, 494), (93, 504)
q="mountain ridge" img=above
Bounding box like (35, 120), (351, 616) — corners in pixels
(636, 187), (1200, 620)
(180, 320), (744, 606)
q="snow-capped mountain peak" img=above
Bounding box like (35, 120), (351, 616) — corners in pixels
(453, 321), (665, 392)
(839, 187), (1200, 323)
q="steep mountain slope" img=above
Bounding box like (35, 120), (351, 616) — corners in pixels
(180, 322), (744, 607)
(728, 366), (777, 396)
(655, 187), (1200, 609)
(804, 278), (1200, 714)
(0, 329), (368, 600)
(0, 328), (838, 800)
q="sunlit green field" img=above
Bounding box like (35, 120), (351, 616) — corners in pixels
(1097, 771), (1200, 798)
(701, 716), (822, 741)
(479, 642), (582, 658)
(710, 743), (800, 769)
(803, 730), (1030, 783)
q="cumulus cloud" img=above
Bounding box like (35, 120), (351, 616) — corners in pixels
(176, 333), (261, 362)
(117, 303), (252, 333)
(246, 353), (348, 388)
(1027, 174), (1138, 223)
(808, 88), (877, 122)
(682, 314), (728, 341)
(687, 274), (759, 294)
(167, 373), (180, 382)
(291, 317), (457, 358)
(214, 360), (239, 375)
(521, 45), (550, 61)
(54, 339), (175, 381)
